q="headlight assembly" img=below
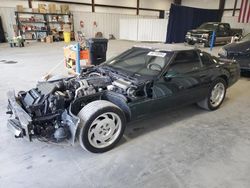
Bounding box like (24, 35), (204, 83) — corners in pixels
(202, 33), (209, 38)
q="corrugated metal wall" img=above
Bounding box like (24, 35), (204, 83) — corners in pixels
(72, 11), (154, 39)
(0, 7), (160, 40)
(120, 18), (168, 42)
(119, 19), (138, 40)
(138, 19), (167, 42)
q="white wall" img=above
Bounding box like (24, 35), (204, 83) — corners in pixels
(0, 0), (172, 14)
(119, 18), (168, 42)
(140, 0), (171, 10)
(0, 0), (170, 38)
(0, 7), (15, 38)
(182, 0), (219, 9)
(73, 12), (153, 39)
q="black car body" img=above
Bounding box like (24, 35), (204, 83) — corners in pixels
(218, 33), (250, 72)
(185, 22), (242, 47)
(7, 44), (240, 153)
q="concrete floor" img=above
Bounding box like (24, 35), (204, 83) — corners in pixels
(0, 40), (250, 188)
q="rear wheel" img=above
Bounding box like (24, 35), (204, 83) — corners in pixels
(77, 100), (126, 153)
(197, 78), (227, 110)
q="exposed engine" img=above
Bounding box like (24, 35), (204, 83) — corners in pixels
(17, 67), (146, 142)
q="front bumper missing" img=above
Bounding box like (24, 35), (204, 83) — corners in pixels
(7, 90), (80, 145)
(7, 119), (23, 138)
(7, 90), (32, 140)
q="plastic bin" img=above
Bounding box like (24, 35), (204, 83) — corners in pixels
(88, 38), (108, 65)
(63, 32), (71, 43)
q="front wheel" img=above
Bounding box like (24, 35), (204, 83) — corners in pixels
(197, 78), (227, 110)
(77, 100), (126, 153)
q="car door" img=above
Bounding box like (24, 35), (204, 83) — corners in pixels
(217, 24), (231, 43)
(151, 50), (206, 112)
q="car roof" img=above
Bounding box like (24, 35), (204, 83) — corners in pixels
(133, 43), (197, 52)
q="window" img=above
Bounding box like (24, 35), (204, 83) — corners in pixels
(168, 51), (201, 74)
(200, 52), (213, 66)
(219, 24), (225, 31)
(105, 48), (173, 77)
(224, 24), (230, 32)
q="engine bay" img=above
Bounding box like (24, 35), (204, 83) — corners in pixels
(16, 66), (151, 142)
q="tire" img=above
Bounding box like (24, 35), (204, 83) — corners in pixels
(77, 100), (126, 153)
(197, 78), (227, 111)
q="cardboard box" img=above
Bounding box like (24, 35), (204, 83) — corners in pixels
(32, 8), (39, 13)
(48, 4), (57, 13)
(41, 37), (46, 42)
(46, 35), (53, 43)
(16, 5), (24, 12)
(39, 9), (47, 14)
(60, 5), (70, 14)
(63, 24), (71, 32)
(38, 4), (47, 13)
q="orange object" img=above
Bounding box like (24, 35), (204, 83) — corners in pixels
(64, 47), (90, 70)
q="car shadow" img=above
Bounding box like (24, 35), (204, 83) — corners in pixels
(117, 104), (207, 146)
(241, 72), (250, 79)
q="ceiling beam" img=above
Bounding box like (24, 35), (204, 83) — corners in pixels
(174, 0), (182, 5)
(35, 0), (163, 13)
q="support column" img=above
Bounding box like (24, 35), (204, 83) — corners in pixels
(219, 0), (226, 21)
(92, 0), (95, 12)
(28, 0), (32, 8)
(136, 0), (139, 15)
(232, 0), (238, 16)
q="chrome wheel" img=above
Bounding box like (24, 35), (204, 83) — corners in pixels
(210, 82), (225, 107)
(88, 112), (122, 148)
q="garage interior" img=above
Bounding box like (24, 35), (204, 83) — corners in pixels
(0, 0), (250, 188)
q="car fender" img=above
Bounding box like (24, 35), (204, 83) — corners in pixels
(100, 91), (131, 122)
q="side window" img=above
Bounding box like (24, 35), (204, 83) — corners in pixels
(200, 52), (213, 66)
(168, 51), (201, 74)
(224, 24), (230, 32)
(219, 24), (225, 31)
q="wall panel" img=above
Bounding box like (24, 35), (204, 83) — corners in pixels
(0, 7), (15, 38)
(119, 18), (168, 42)
(73, 12), (152, 39)
(138, 19), (167, 41)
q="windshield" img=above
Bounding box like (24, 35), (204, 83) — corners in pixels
(242, 33), (250, 41)
(198, 23), (218, 30)
(103, 47), (173, 77)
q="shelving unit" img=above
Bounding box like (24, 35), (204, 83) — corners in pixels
(15, 11), (74, 41)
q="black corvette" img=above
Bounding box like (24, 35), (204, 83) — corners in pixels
(219, 33), (250, 72)
(7, 44), (240, 153)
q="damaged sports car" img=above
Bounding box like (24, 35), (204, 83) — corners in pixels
(7, 44), (240, 153)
